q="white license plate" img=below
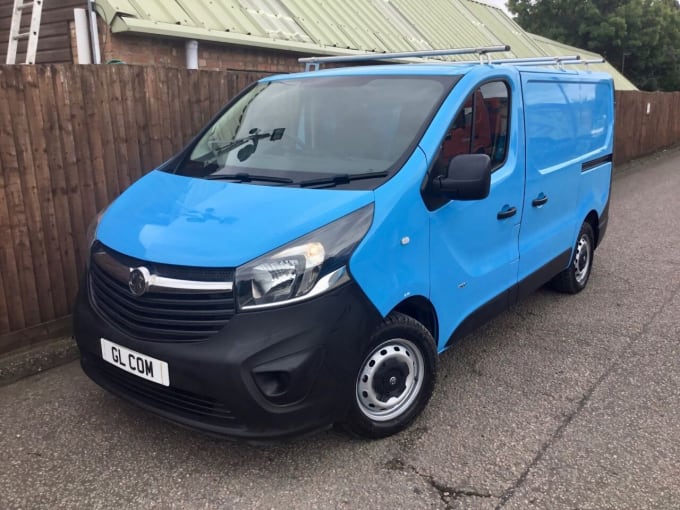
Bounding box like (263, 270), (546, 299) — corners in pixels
(100, 338), (170, 386)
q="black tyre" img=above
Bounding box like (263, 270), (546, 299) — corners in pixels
(340, 312), (437, 439)
(550, 222), (595, 294)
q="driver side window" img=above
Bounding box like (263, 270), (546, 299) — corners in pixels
(436, 81), (510, 175)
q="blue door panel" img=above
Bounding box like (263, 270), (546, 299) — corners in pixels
(422, 67), (526, 351)
(519, 73), (615, 279)
(578, 163), (612, 224)
(519, 159), (581, 278)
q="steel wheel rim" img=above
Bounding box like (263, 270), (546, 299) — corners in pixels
(356, 338), (424, 422)
(574, 234), (591, 284)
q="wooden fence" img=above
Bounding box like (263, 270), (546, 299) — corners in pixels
(0, 64), (678, 355)
(0, 65), (266, 354)
(614, 90), (680, 164)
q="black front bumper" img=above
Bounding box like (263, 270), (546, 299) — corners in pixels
(74, 279), (382, 439)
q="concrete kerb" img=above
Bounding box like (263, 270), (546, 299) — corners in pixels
(0, 335), (78, 387)
(1, 143), (679, 388)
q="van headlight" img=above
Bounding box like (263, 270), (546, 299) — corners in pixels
(236, 204), (374, 310)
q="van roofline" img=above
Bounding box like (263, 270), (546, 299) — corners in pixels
(272, 46), (611, 82)
(298, 45), (511, 70)
(261, 64), (477, 81)
(261, 62), (613, 83)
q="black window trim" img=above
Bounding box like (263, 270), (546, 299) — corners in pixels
(420, 78), (512, 211)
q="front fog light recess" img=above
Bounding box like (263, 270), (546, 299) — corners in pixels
(236, 204), (373, 309)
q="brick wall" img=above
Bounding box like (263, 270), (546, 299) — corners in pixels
(98, 18), (303, 74)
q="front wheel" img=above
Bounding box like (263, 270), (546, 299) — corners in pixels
(550, 222), (595, 294)
(340, 312), (437, 439)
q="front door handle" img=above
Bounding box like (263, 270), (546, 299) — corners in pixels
(532, 193), (548, 207)
(497, 206), (517, 220)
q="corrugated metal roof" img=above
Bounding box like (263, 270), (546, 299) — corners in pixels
(174, 0), (263, 34)
(239, 0), (312, 42)
(369, 1), (432, 51)
(94, 0), (636, 89)
(462, 0), (545, 58)
(388, 0), (510, 60)
(285, 0), (398, 52)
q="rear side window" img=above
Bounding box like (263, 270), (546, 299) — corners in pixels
(435, 81), (510, 173)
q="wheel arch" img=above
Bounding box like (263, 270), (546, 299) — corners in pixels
(584, 209), (600, 247)
(391, 296), (439, 345)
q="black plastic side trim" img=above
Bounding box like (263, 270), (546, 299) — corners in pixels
(597, 197), (610, 248)
(596, 167), (613, 248)
(444, 249), (572, 348)
(444, 290), (511, 348)
(582, 154), (613, 172)
(516, 248), (571, 301)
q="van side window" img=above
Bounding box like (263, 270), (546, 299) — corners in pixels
(436, 81), (510, 173)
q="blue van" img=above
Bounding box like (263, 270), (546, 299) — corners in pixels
(74, 48), (614, 439)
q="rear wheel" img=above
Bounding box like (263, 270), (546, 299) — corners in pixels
(550, 222), (595, 294)
(341, 312), (437, 439)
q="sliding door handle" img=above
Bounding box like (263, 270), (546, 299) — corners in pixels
(497, 206), (517, 220)
(532, 193), (548, 207)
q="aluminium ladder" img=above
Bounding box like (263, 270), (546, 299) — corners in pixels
(5, 0), (44, 65)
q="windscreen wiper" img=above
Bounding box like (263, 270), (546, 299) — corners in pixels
(208, 128), (286, 161)
(204, 172), (293, 184)
(298, 171), (389, 188)
(208, 133), (267, 153)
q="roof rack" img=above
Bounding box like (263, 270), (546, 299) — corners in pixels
(492, 55), (605, 69)
(298, 45), (511, 71)
(489, 55), (580, 65)
(298, 47), (606, 72)
(552, 58), (605, 68)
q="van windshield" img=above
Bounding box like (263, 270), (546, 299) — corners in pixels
(174, 75), (456, 188)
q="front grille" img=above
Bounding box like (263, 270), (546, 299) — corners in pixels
(89, 244), (236, 342)
(85, 355), (240, 426)
(97, 243), (234, 282)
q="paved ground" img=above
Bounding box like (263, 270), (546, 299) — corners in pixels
(1, 149), (679, 509)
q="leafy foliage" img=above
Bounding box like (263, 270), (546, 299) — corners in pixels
(507, 0), (680, 90)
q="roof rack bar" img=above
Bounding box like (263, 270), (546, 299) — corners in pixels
(490, 55), (580, 65)
(559, 58), (605, 65)
(499, 57), (604, 68)
(299, 45), (510, 71)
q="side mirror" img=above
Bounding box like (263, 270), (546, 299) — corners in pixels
(433, 154), (491, 200)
